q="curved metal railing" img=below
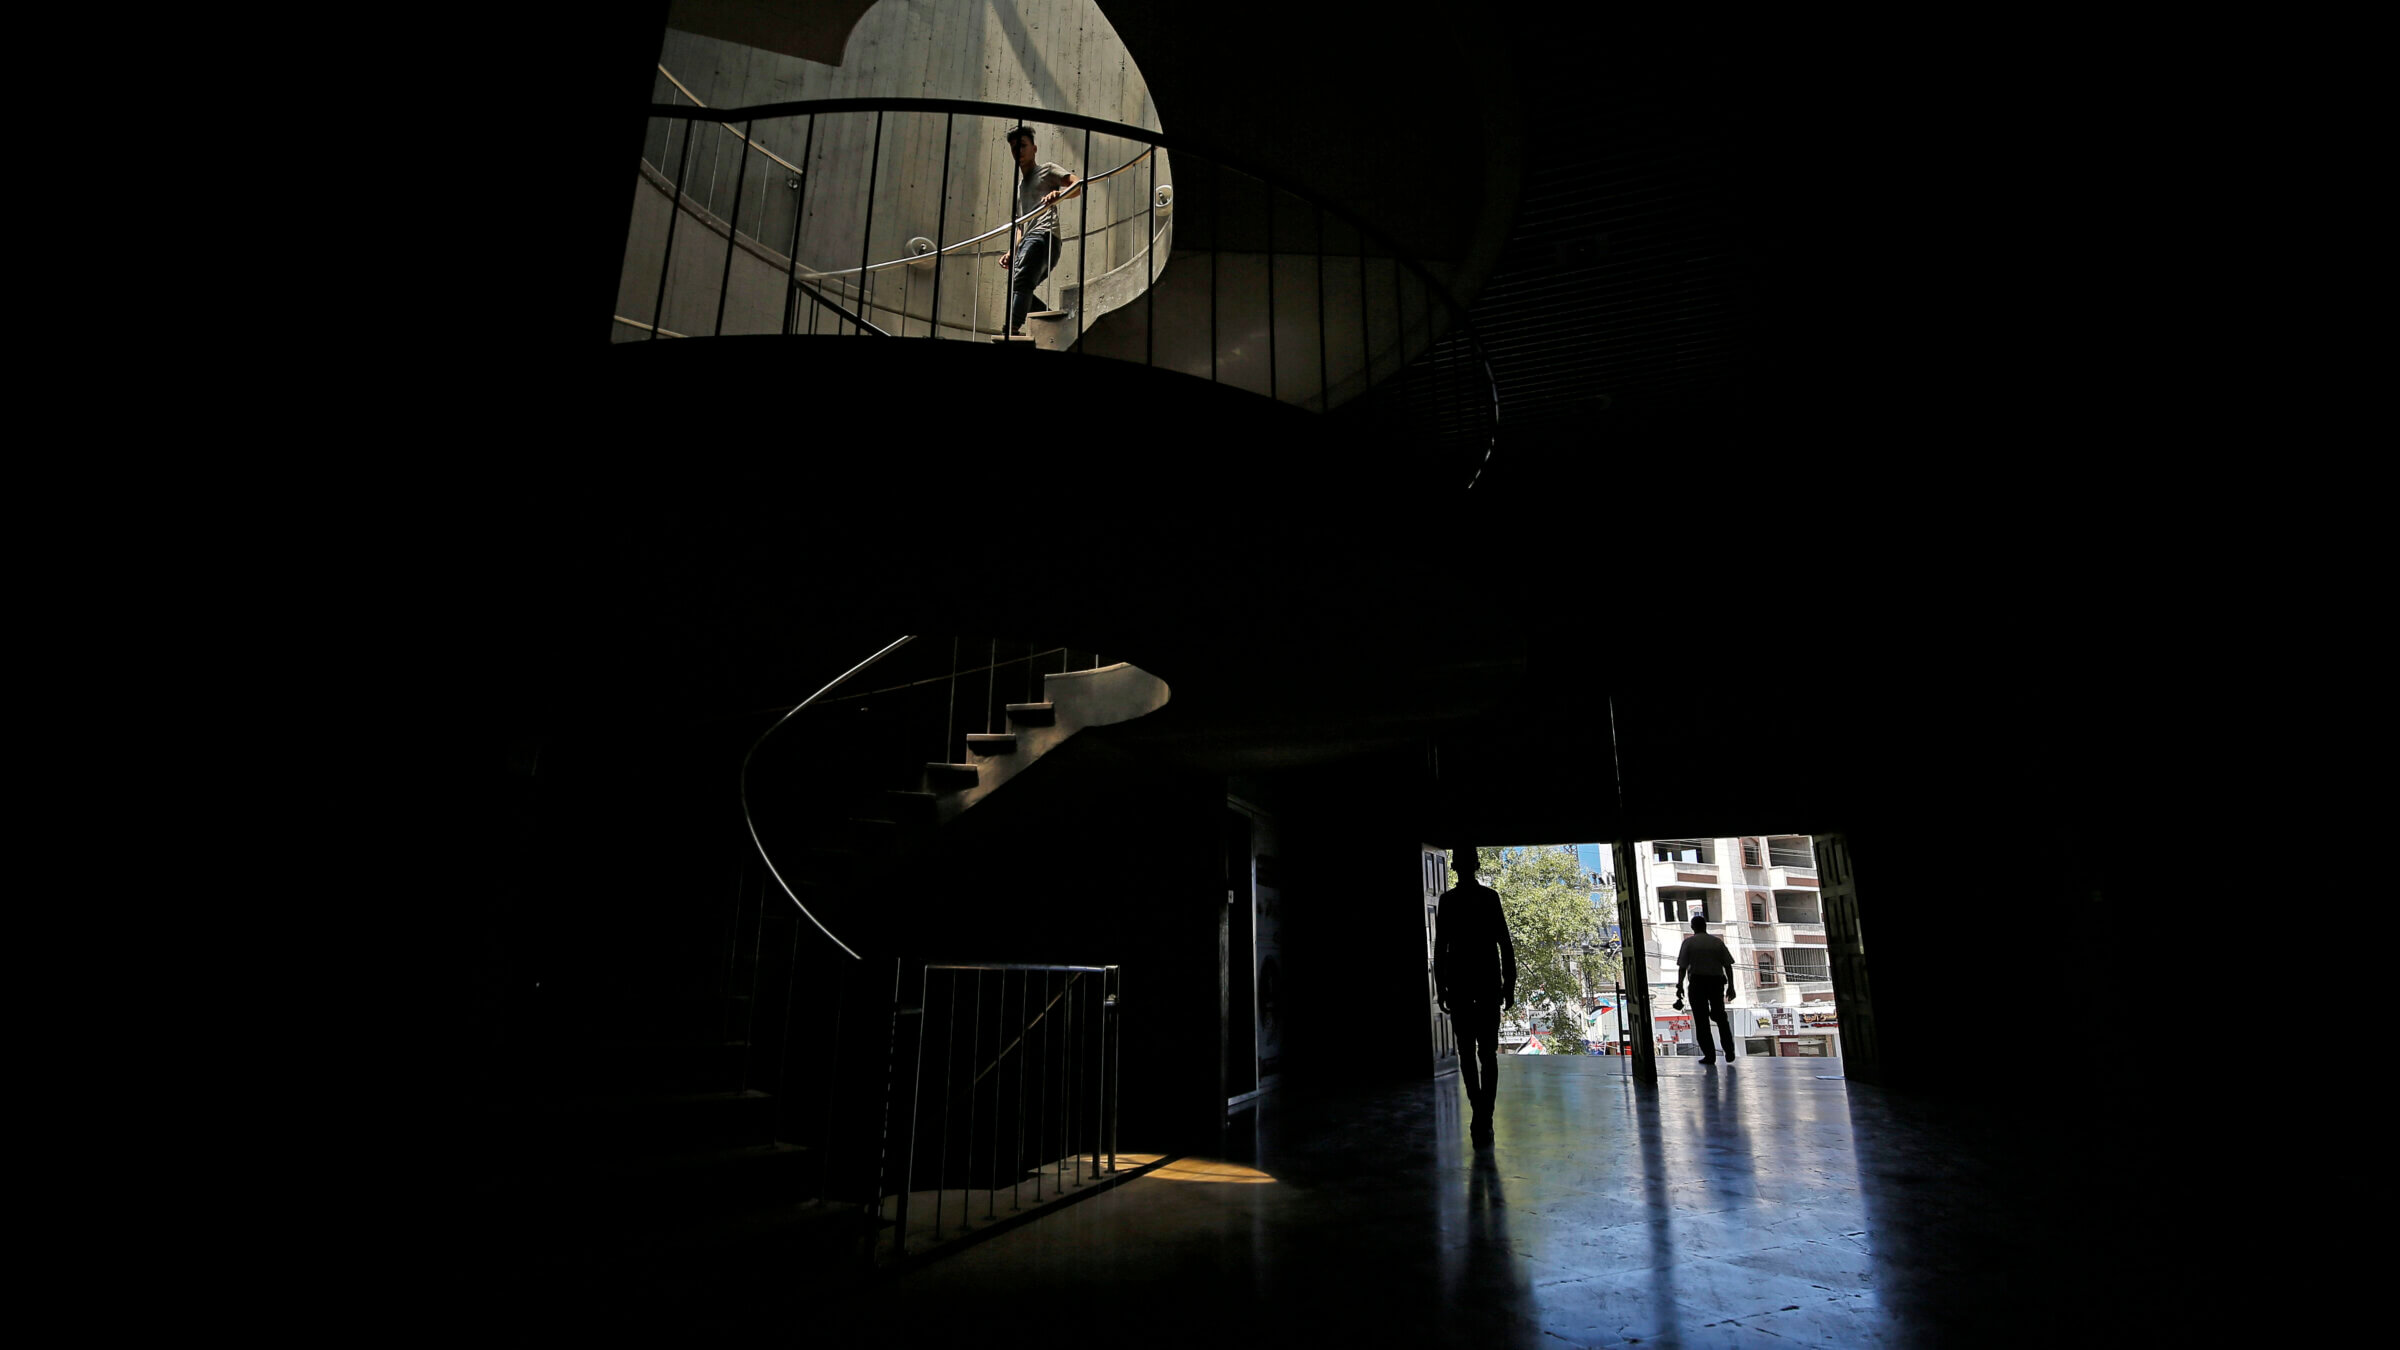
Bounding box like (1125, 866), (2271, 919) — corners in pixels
(740, 635), (917, 961)
(622, 94), (1500, 489)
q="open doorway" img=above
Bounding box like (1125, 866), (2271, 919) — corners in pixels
(1626, 834), (1848, 1068)
(1435, 844), (1627, 1061)
(1431, 836), (1862, 1078)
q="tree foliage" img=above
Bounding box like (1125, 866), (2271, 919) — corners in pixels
(1475, 844), (1617, 1050)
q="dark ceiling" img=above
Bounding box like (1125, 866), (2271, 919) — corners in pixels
(439, 3), (2140, 848)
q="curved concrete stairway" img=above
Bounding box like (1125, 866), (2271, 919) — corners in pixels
(491, 657), (1170, 1293)
(798, 661), (1171, 889)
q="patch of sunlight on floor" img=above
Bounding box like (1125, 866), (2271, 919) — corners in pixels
(1141, 1157), (1276, 1184)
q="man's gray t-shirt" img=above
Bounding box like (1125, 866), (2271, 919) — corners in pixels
(1016, 161), (1072, 242)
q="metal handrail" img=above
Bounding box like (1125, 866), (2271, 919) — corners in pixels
(809, 145), (1159, 280)
(647, 96), (1474, 323)
(739, 636), (916, 961)
(638, 95), (1502, 488)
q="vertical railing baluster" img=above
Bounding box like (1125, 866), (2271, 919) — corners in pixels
(856, 110), (885, 337)
(1146, 145), (1156, 368)
(1077, 127), (1092, 350)
(713, 118), (755, 338)
(1013, 968), (1029, 1209)
(1109, 967), (1121, 1172)
(943, 636), (958, 765)
(930, 114), (954, 340)
(1060, 972), (1073, 1187)
(1080, 965), (1089, 1177)
(896, 959), (927, 1260)
(937, 969), (957, 1238)
(1088, 972), (1101, 1182)
(705, 119), (725, 215)
(1036, 968), (1050, 1196)
(782, 115), (816, 337)
(650, 117), (696, 340)
(984, 638), (997, 745)
(966, 969), (982, 1227)
(1065, 972), (1078, 1185)
(986, 971), (1000, 1220)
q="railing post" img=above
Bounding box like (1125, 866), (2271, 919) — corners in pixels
(856, 110), (886, 336)
(1065, 972), (1078, 1186)
(1146, 145), (1156, 368)
(1109, 967), (1121, 1172)
(782, 115), (816, 337)
(966, 969), (982, 1225)
(930, 113), (954, 340)
(1013, 967), (1029, 1209)
(712, 118), (755, 337)
(937, 969), (957, 1238)
(1209, 158), (1219, 385)
(1077, 127), (1092, 351)
(649, 116), (696, 340)
(943, 636), (958, 765)
(1034, 968), (1050, 1197)
(895, 960), (929, 1258)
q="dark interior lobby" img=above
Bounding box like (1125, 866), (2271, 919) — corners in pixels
(415, 3), (2183, 1342)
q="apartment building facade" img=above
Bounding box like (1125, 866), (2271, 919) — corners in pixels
(1630, 835), (1840, 1058)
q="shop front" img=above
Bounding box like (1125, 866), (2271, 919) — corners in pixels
(1769, 1004), (1840, 1057)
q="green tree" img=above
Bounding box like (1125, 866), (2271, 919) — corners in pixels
(1475, 845), (1618, 1052)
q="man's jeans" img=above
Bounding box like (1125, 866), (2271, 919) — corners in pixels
(1009, 234), (1056, 333)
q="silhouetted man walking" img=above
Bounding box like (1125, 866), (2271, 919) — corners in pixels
(1675, 914), (1739, 1066)
(1435, 848), (1515, 1146)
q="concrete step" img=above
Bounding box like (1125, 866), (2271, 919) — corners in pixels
(964, 733), (1017, 755)
(922, 762), (979, 792)
(1004, 701), (1055, 726)
(883, 789), (939, 821)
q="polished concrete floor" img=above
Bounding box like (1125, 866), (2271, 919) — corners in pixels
(826, 1056), (2125, 1348)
